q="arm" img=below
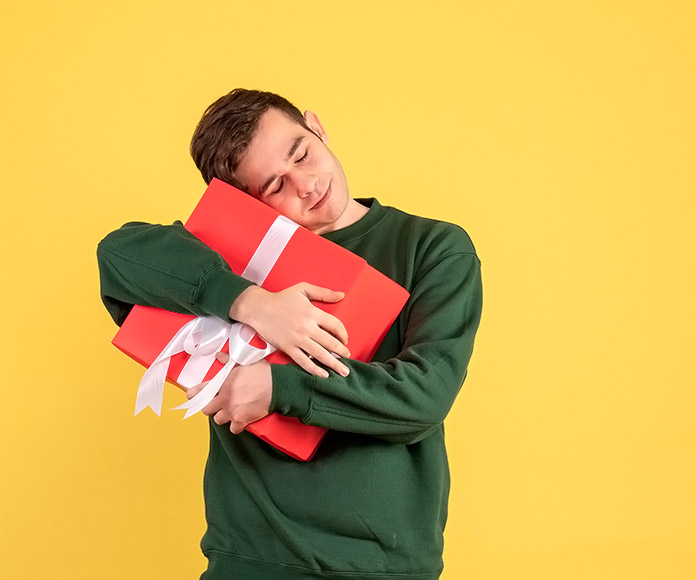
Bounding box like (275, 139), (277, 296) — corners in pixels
(186, 356), (273, 434)
(269, 248), (483, 445)
(97, 221), (248, 325)
(97, 221), (350, 376)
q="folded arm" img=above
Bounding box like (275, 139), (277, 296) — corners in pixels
(98, 220), (482, 440)
(97, 221), (350, 377)
(270, 251), (483, 444)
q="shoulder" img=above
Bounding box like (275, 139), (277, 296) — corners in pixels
(379, 203), (478, 258)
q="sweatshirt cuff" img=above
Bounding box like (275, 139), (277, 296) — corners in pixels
(269, 364), (315, 422)
(194, 262), (255, 321)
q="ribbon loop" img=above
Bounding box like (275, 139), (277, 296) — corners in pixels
(182, 317), (229, 355)
(177, 317), (231, 387)
(173, 322), (276, 418)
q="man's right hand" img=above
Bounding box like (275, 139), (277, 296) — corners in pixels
(228, 283), (351, 378)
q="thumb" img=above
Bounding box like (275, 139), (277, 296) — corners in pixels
(186, 381), (207, 399)
(301, 283), (345, 303)
(216, 352), (230, 364)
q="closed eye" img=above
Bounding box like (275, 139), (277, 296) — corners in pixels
(265, 148), (307, 195)
(271, 178), (284, 194)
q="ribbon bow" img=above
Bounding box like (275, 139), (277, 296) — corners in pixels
(134, 317), (275, 419)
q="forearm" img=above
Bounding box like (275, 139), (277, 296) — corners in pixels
(270, 252), (483, 443)
(97, 221), (253, 325)
(97, 221), (353, 378)
(271, 352), (472, 444)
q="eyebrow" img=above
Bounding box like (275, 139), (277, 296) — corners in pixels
(259, 136), (305, 195)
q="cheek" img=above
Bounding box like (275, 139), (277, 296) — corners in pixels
(266, 197), (286, 212)
(267, 195), (300, 216)
(311, 151), (333, 173)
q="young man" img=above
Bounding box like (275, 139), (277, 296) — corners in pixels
(98, 89), (483, 580)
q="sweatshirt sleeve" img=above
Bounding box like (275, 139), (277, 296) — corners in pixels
(269, 234), (483, 445)
(97, 221), (255, 326)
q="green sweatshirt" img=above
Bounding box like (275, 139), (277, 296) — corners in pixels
(97, 198), (482, 580)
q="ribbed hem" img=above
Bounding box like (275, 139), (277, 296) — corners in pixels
(269, 364), (315, 422)
(201, 550), (441, 580)
(195, 262), (255, 321)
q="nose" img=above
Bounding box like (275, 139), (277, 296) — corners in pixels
(290, 169), (318, 198)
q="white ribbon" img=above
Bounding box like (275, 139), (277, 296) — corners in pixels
(242, 215), (299, 284)
(134, 215), (299, 418)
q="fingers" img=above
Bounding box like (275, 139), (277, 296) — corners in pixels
(188, 383), (234, 432)
(211, 410), (244, 434)
(204, 399), (243, 433)
(215, 352), (230, 363)
(289, 349), (332, 379)
(300, 283), (345, 305)
(286, 341), (350, 378)
(197, 393), (239, 429)
(316, 311), (350, 350)
(300, 285), (349, 346)
(186, 381), (207, 399)
(229, 421), (246, 435)
(197, 360), (272, 436)
(303, 338), (350, 377)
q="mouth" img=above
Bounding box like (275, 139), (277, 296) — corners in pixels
(310, 182), (331, 211)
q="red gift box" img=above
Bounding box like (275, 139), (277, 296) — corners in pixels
(113, 178), (409, 460)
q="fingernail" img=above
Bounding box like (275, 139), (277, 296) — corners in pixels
(321, 370), (329, 379)
(340, 367), (350, 377)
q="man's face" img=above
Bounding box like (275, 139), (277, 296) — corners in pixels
(234, 108), (353, 235)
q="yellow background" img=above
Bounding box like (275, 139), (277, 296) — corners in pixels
(1, 1), (694, 578)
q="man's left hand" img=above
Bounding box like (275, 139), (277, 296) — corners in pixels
(187, 354), (272, 434)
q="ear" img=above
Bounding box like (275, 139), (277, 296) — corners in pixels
(303, 110), (329, 144)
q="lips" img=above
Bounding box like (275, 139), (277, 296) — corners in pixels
(310, 182), (331, 211)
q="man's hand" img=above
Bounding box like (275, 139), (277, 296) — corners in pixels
(229, 283), (351, 378)
(187, 354), (272, 434)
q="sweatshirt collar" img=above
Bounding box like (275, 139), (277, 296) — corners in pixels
(322, 198), (386, 245)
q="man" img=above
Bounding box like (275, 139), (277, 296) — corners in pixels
(98, 89), (482, 580)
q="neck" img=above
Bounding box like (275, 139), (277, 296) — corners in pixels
(317, 198), (369, 235)
(342, 198), (369, 227)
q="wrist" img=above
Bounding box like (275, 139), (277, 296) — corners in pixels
(228, 285), (267, 325)
(269, 363), (314, 422)
(196, 263), (255, 321)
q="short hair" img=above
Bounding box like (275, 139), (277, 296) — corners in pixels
(190, 89), (310, 187)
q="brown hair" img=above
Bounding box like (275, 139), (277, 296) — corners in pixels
(190, 89), (310, 187)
